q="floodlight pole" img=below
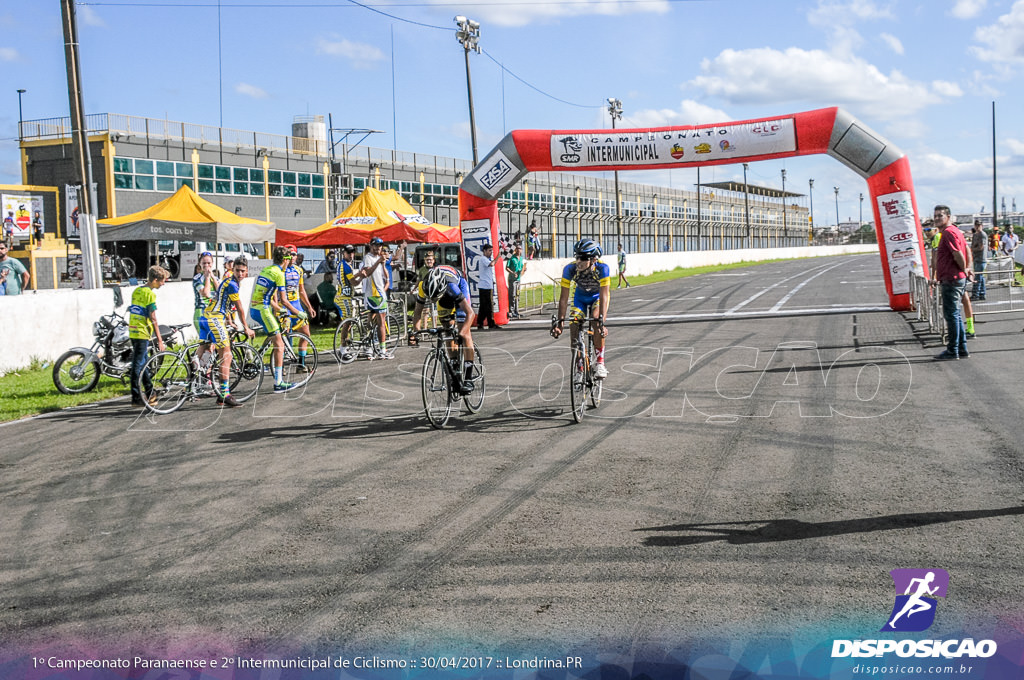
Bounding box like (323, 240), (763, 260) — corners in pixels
(808, 179), (814, 245)
(455, 16), (481, 166)
(743, 163), (751, 248)
(608, 98), (623, 243)
(780, 168), (787, 244)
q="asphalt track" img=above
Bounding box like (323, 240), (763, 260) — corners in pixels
(3, 253), (1023, 666)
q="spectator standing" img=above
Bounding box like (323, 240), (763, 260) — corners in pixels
(988, 227), (1000, 259)
(616, 242), (631, 288)
(999, 225), (1018, 258)
(128, 265), (169, 406)
(527, 221), (541, 259)
(410, 249), (437, 342)
(4, 211), (15, 248)
(506, 244), (526, 319)
(970, 219), (987, 301)
(930, 205), (972, 361)
(32, 211), (43, 249)
(476, 242), (500, 330)
(0, 242), (29, 294)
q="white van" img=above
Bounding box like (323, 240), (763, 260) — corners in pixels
(177, 241), (263, 279)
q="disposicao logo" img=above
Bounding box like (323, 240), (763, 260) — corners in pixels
(831, 569), (997, 660)
(882, 568), (948, 632)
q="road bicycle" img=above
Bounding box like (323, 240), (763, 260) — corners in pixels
(414, 326), (486, 429)
(332, 298), (402, 363)
(139, 334), (263, 414)
(551, 314), (603, 422)
(249, 317), (319, 389)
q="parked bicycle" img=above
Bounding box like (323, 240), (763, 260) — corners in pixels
(249, 318), (319, 389)
(414, 326), (485, 429)
(332, 298), (402, 363)
(52, 285), (186, 394)
(550, 315), (602, 422)
(140, 330), (263, 414)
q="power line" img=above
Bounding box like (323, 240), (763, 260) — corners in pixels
(481, 49), (601, 110)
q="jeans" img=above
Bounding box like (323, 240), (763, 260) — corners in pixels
(971, 260), (987, 298)
(940, 279), (968, 355)
(130, 338), (152, 403)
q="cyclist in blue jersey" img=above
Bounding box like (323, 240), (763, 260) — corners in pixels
(250, 246), (306, 392)
(204, 257), (256, 406)
(551, 239), (611, 379)
(411, 265), (478, 395)
(192, 251), (218, 371)
(282, 244), (316, 371)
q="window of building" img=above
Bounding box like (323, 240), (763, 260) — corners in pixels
(157, 161), (175, 177)
(198, 164), (214, 179)
(176, 163), (193, 178)
(114, 157), (132, 174)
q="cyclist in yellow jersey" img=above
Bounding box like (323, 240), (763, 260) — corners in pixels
(551, 239), (611, 379)
(204, 257), (256, 406)
(250, 246), (306, 392)
(281, 244), (316, 371)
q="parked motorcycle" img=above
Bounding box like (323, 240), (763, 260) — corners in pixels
(52, 286), (185, 394)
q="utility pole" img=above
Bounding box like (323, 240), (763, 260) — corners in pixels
(780, 169), (787, 240)
(608, 98), (623, 245)
(808, 179), (814, 244)
(61, 0), (101, 289)
(743, 163), (751, 248)
(455, 16), (481, 166)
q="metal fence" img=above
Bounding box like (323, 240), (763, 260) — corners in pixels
(910, 256), (1022, 339)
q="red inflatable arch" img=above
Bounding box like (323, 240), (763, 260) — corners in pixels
(458, 106), (927, 324)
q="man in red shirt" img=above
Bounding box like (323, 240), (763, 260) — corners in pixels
(930, 205), (973, 360)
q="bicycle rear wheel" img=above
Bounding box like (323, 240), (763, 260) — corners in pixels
(569, 345), (587, 423)
(462, 346), (486, 414)
(588, 342), (602, 409)
(385, 312), (402, 349)
(143, 351), (190, 414)
(213, 343), (263, 402)
(283, 331), (317, 388)
(422, 350), (453, 428)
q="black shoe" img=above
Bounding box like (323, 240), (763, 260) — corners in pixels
(217, 394), (240, 407)
(969, 295), (979, 301)
(934, 350), (959, 361)
(958, 348), (970, 359)
(978, 296), (986, 300)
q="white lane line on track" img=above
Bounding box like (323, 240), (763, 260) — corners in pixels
(725, 260), (837, 315)
(511, 305), (891, 324)
(770, 260), (847, 312)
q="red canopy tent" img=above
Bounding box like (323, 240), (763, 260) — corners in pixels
(275, 187), (460, 247)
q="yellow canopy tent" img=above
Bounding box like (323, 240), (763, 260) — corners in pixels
(97, 184), (275, 242)
(275, 187), (460, 247)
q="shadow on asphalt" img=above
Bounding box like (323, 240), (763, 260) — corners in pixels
(635, 506), (1024, 546)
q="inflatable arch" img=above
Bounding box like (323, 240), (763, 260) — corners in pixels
(458, 106), (926, 325)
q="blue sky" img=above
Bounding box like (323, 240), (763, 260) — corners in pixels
(1, 0), (1022, 225)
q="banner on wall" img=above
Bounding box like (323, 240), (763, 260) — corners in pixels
(462, 218), (493, 303)
(549, 118), (797, 169)
(2, 194), (42, 242)
(65, 184), (82, 240)
(876, 191), (922, 295)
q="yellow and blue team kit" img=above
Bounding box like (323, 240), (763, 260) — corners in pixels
(560, 260), (611, 319)
(249, 264), (287, 334)
(416, 265), (470, 321)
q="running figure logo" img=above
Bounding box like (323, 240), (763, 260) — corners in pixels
(881, 568), (949, 632)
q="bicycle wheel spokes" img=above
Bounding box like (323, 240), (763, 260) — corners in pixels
(422, 350), (452, 428)
(333, 318), (360, 364)
(462, 346), (486, 414)
(588, 341), (602, 409)
(282, 332), (317, 388)
(216, 343), (263, 402)
(385, 312), (402, 350)
(144, 351), (190, 414)
(569, 345), (587, 422)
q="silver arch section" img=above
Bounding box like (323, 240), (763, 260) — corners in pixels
(459, 133), (529, 201)
(827, 108), (905, 179)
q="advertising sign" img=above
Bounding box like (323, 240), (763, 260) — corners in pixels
(2, 193), (40, 242)
(549, 118), (797, 169)
(877, 190), (922, 294)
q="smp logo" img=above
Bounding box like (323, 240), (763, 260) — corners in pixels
(558, 136), (582, 163)
(881, 568), (949, 632)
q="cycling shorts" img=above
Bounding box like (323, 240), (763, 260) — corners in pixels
(569, 298), (599, 324)
(334, 296), (354, 320)
(365, 295), (388, 313)
(437, 302), (468, 324)
(283, 301), (308, 330)
(193, 309), (204, 334)
(205, 315), (231, 348)
(249, 307), (281, 335)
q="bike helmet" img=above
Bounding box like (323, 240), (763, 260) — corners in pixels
(284, 244), (298, 254)
(424, 267), (449, 300)
(369, 237), (384, 246)
(573, 238), (602, 259)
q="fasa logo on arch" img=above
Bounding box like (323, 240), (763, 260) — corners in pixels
(881, 568), (948, 632)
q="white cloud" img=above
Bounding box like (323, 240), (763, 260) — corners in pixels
(971, 0), (1024, 64)
(932, 80), (964, 96)
(78, 5), (105, 27)
(1005, 138), (1024, 155)
(0, 47), (17, 61)
(429, 0), (670, 27)
(627, 100), (732, 127)
(880, 33), (904, 54)
(235, 83), (268, 99)
(951, 0), (987, 19)
(688, 47), (941, 120)
(316, 37), (386, 69)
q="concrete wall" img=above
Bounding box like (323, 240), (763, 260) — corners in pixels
(0, 244), (878, 373)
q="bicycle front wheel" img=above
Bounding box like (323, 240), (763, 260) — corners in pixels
(422, 350), (453, 429)
(333, 317), (363, 364)
(143, 350), (191, 414)
(569, 346), (587, 423)
(588, 342), (602, 409)
(385, 312), (402, 349)
(462, 346), (486, 414)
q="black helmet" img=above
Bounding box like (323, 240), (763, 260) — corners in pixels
(369, 237), (384, 246)
(574, 238), (602, 259)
